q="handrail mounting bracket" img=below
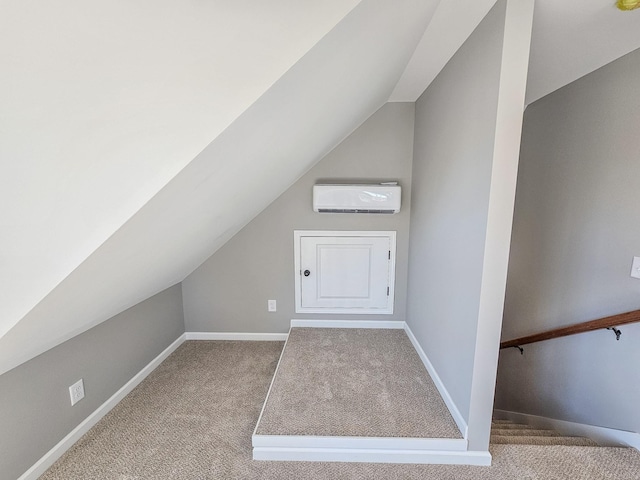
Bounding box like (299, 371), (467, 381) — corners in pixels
(606, 327), (622, 341)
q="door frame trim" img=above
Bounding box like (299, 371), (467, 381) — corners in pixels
(293, 230), (396, 315)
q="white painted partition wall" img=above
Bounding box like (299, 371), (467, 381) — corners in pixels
(405, 0), (534, 456)
(465, 0), (534, 451)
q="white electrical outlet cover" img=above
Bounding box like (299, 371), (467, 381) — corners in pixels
(69, 379), (85, 406)
(631, 257), (640, 280)
(268, 300), (277, 312)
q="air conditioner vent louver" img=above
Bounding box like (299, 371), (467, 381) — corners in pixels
(313, 184), (401, 214)
(317, 208), (395, 214)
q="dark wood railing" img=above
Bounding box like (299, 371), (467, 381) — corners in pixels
(500, 309), (640, 352)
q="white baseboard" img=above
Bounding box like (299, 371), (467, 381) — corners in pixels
(252, 327), (293, 438)
(404, 323), (468, 439)
(494, 409), (640, 450)
(253, 446), (490, 465)
(253, 434), (467, 451)
(290, 319), (405, 329)
(18, 334), (186, 480)
(185, 332), (288, 341)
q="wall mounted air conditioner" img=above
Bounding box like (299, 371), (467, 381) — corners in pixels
(313, 184), (401, 214)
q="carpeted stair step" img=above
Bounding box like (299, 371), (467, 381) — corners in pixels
(491, 422), (539, 430)
(491, 419), (516, 424)
(491, 428), (562, 437)
(490, 418), (600, 446)
(489, 444), (640, 478)
(491, 434), (599, 446)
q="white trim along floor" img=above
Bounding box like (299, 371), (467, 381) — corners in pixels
(23, 321), (488, 479)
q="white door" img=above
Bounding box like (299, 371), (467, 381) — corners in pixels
(294, 231), (396, 314)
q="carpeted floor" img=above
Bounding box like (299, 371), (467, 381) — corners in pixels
(41, 340), (640, 479)
(255, 327), (461, 438)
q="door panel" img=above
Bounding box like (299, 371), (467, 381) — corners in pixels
(318, 245), (372, 299)
(300, 236), (390, 310)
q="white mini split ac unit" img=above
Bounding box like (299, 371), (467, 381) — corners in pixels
(312, 184), (401, 214)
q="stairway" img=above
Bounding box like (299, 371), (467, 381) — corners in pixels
(488, 419), (640, 478)
(491, 419), (600, 446)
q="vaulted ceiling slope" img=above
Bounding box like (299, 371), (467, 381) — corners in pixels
(391, 0), (640, 104)
(526, 0), (640, 104)
(0, 0), (441, 375)
(0, 0), (361, 339)
(390, 0), (497, 101)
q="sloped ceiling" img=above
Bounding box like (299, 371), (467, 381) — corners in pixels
(0, 0), (442, 375)
(389, 0), (497, 101)
(526, 0), (640, 104)
(0, 0), (361, 339)
(391, 0), (640, 105)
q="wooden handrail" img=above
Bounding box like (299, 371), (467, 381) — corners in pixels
(500, 309), (640, 350)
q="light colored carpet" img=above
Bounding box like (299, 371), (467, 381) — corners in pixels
(41, 340), (640, 479)
(491, 436), (599, 446)
(493, 429), (563, 437)
(255, 327), (461, 438)
(490, 421), (599, 446)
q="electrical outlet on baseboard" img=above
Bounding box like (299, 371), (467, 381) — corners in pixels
(69, 379), (85, 406)
(268, 300), (277, 312)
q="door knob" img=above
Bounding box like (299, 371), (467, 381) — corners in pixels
(303, 269), (311, 277)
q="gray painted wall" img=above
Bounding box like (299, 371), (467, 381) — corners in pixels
(495, 49), (640, 433)
(182, 102), (414, 333)
(405, 2), (507, 424)
(0, 284), (185, 480)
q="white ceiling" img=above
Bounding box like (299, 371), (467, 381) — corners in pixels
(0, 0), (360, 340)
(526, 0), (640, 104)
(390, 0), (497, 102)
(2, 0), (639, 374)
(0, 0), (440, 375)
(391, 0), (640, 104)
